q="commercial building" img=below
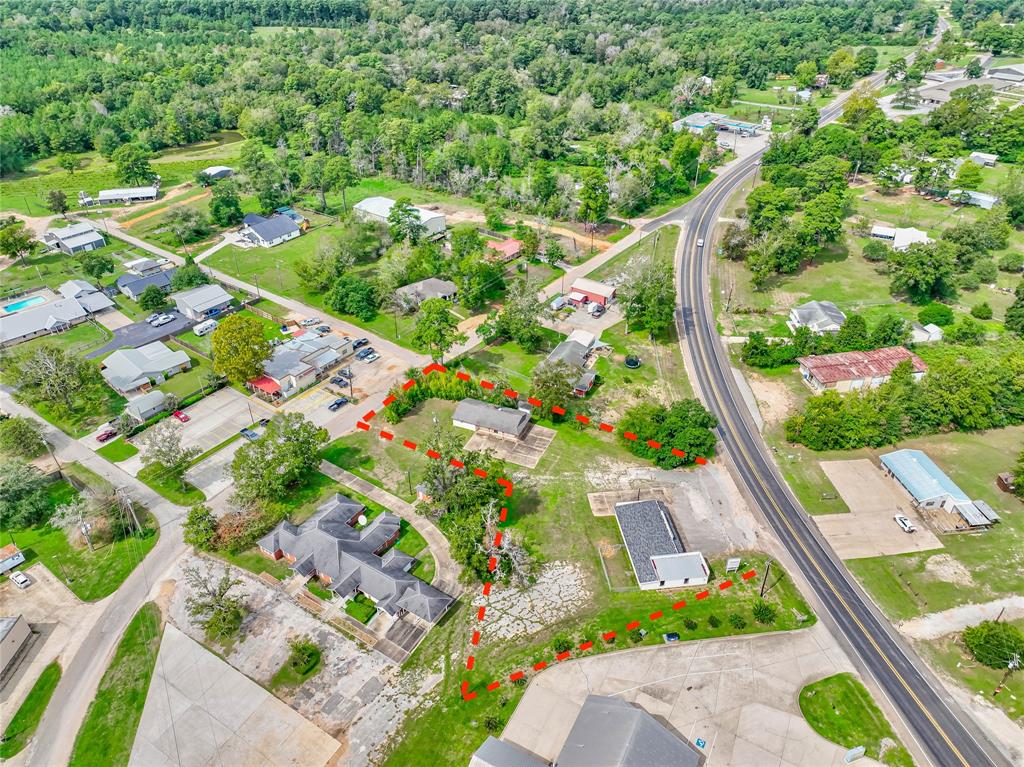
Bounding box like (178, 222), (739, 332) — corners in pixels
(673, 111), (760, 136)
(43, 221), (106, 255)
(880, 449), (1000, 529)
(353, 196), (447, 238)
(395, 277), (458, 306)
(568, 277), (615, 307)
(240, 213), (301, 248)
(249, 333), (351, 401)
(787, 300), (846, 334)
(0, 616), (32, 681)
(171, 283), (233, 321)
(470, 694), (702, 767)
(797, 346), (927, 393)
(613, 500), (709, 590)
(453, 398), (531, 439)
(100, 341), (191, 395)
(258, 494), (453, 624)
(869, 225), (933, 252)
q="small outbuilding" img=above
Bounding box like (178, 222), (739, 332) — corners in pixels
(968, 151), (997, 167)
(201, 165), (234, 180)
(910, 322), (944, 344)
(568, 277), (616, 307)
(996, 472), (1016, 494)
(453, 398), (531, 440)
(0, 615), (32, 681)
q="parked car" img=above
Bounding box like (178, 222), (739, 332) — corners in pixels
(172, 410), (190, 423)
(354, 347), (373, 360)
(352, 338), (370, 350)
(96, 429), (118, 443)
(258, 418), (270, 427)
(329, 375), (347, 386)
(662, 632), (680, 643)
(362, 352), (380, 364)
(239, 428), (260, 441)
(299, 317), (321, 327)
(9, 571), (31, 589)
(327, 397), (349, 411)
(145, 313), (161, 324)
(315, 325), (332, 334)
(336, 367), (353, 379)
(151, 313), (174, 327)
(894, 514), (917, 533)
(589, 303), (604, 317)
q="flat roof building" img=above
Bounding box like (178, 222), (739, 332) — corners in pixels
(797, 346), (927, 394)
(251, 333), (351, 400)
(613, 500), (709, 589)
(880, 449), (999, 529)
(673, 111), (760, 136)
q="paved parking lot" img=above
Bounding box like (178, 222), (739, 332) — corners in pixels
(86, 310), (194, 358)
(814, 460), (943, 559)
(176, 387), (270, 453)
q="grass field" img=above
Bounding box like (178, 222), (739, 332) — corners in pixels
(68, 602), (163, 767)
(588, 225), (679, 282)
(156, 344), (215, 398)
(0, 475), (159, 601)
(457, 330), (565, 389)
(216, 548), (293, 580)
(0, 234), (138, 298)
(177, 308), (285, 357)
(0, 132), (245, 216)
(0, 662), (61, 759)
(799, 673), (913, 767)
(136, 462), (206, 505)
(96, 438), (139, 462)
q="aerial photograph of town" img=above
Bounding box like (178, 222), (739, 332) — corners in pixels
(0, 1), (1021, 765)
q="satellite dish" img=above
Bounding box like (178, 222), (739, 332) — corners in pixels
(357, 514), (368, 526)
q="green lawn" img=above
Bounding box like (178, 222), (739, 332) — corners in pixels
(457, 330), (564, 390)
(0, 235), (134, 297)
(177, 308), (286, 357)
(344, 593), (378, 624)
(68, 602), (163, 767)
(0, 662), (62, 759)
(589, 224), (680, 282)
(1, 475), (159, 601)
(136, 463), (206, 505)
(155, 344), (215, 398)
(14, 320), (111, 357)
(215, 548), (293, 580)
(269, 643), (323, 691)
(96, 438), (139, 462)
(799, 673), (913, 767)
(0, 133), (244, 216)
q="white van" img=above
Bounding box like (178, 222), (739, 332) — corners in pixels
(193, 319), (219, 337)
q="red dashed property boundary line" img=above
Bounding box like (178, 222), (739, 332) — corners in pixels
(351, 362), (719, 702)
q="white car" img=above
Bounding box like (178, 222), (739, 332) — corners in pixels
(9, 570), (30, 589)
(894, 514), (917, 534)
(696, 238), (705, 248)
(362, 352), (381, 363)
(151, 314), (174, 327)
(155, 258), (171, 266)
(299, 318), (321, 327)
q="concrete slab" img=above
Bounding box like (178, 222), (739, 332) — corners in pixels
(815, 460), (943, 559)
(587, 486), (674, 517)
(130, 624), (341, 767)
(96, 309), (134, 331)
(464, 423), (555, 468)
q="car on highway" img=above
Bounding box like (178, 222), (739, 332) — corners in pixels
(352, 338), (370, 350)
(299, 317), (321, 327)
(327, 397), (349, 411)
(315, 325), (331, 334)
(172, 410), (190, 423)
(696, 238), (705, 248)
(239, 428), (260, 441)
(894, 514), (917, 533)
(362, 352), (380, 363)
(96, 429), (118, 443)
(151, 313), (175, 327)
(9, 571), (31, 589)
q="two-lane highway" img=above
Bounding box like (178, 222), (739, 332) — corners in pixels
(671, 83), (1011, 767)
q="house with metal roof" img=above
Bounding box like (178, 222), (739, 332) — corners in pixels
(470, 695), (702, 767)
(249, 333), (351, 400)
(0, 297), (90, 347)
(353, 196), (447, 237)
(116, 269), (176, 301)
(613, 500), (709, 589)
(787, 300), (846, 334)
(396, 277), (458, 306)
(58, 280), (115, 313)
(968, 151), (997, 167)
(95, 184), (160, 204)
(171, 284), (233, 321)
(43, 221), (106, 255)
(880, 449), (999, 529)
(948, 188), (1000, 209)
(124, 257), (163, 275)
(568, 277), (616, 307)
(124, 390), (168, 422)
(453, 398), (531, 439)
(869, 225), (933, 253)
(241, 213), (301, 248)
(257, 494), (453, 624)
(797, 346), (927, 393)
(100, 341), (191, 395)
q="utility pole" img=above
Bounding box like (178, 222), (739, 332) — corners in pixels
(116, 487), (141, 535)
(759, 560), (772, 598)
(53, 554), (73, 583)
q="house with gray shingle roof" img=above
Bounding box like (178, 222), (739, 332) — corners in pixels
(787, 300), (846, 334)
(613, 500), (708, 589)
(241, 213), (300, 248)
(116, 268), (176, 301)
(453, 398), (531, 439)
(58, 280), (114, 313)
(257, 494), (453, 624)
(0, 297), (89, 347)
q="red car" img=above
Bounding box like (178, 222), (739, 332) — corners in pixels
(96, 429), (118, 443)
(172, 410), (190, 423)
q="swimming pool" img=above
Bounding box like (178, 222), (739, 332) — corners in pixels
(2, 295), (46, 313)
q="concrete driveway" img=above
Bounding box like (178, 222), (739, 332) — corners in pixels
(86, 310), (194, 358)
(545, 302), (622, 338)
(501, 624), (882, 767)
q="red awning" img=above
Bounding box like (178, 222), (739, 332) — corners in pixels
(249, 376), (281, 394)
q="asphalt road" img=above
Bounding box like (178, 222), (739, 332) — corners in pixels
(671, 75), (1011, 767)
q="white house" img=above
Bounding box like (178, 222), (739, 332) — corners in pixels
(870, 225), (933, 252)
(240, 213), (301, 248)
(171, 283), (233, 321)
(968, 151), (997, 167)
(353, 196), (447, 237)
(100, 341), (191, 395)
(787, 300), (846, 334)
(910, 322), (944, 343)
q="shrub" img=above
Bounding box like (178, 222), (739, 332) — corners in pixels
(974, 259), (998, 283)
(861, 239), (890, 262)
(708, 614), (721, 628)
(483, 715), (504, 733)
(962, 621), (1024, 670)
(287, 637), (321, 675)
(970, 302), (993, 320)
(958, 271), (981, 291)
(917, 302), (954, 327)
(629, 628), (644, 643)
(752, 600), (777, 625)
(683, 618), (698, 631)
(729, 613), (747, 629)
(998, 251), (1024, 273)
(552, 635), (573, 654)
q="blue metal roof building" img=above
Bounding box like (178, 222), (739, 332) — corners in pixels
(880, 449), (969, 504)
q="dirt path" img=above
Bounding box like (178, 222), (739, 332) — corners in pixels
(121, 188), (210, 228)
(899, 596), (1024, 640)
